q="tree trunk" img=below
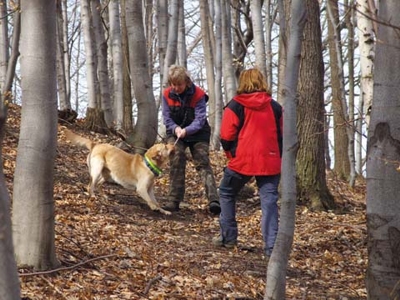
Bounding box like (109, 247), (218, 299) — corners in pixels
(161, 0), (179, 88)
(157, 0), (168, 96)
(92, 0), (113, 127)
(366, 2), (400, 298)
(62, 0), (71, 103)
(356, 0), (374, 129)
(250, 0), (267, 78)
(109, 0), (124, 131)
(177, 0), (187, 67)
(277, 0), (290, 104)
(356, 0), (375, 175)
(120, 0), (133, 134)
(200, 0), (219, 150)
(327, 0), (350, 181)
(56, 0), (69, 110)
(231, 0), (253, 78)
(327, 0), (356, 186)
(3, 1), (20, 101)
(125, 0), (157, 150)
(0, 0), (9, 89)
(12, 0), (59, 270)
(265, 0), (306, 298)
(297, 0), (334, 211)
(221, 0), (236, 100)
(213, 0), (223, 148)
(0, 101), (20, 300)
(264, 0), (276, 89)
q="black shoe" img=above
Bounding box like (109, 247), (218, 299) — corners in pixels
(163, 201), (180, 212)
(209, 201), (221, 215)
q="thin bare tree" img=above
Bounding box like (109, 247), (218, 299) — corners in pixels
(92, 0), (113, 126)
(161, 0), (180, 88)
(221, 0), (236, 100)
(0, 0), (9, 89)
(109, 0), (123, 131)
(0, 102), (20, 300)
(81, 0), (108, 132)
(250, 0), (268, 77)
(56, 0), (69, 110)
(265, 0), (306, 298)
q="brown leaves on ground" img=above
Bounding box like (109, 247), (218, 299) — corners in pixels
(4, 104), (367, 299)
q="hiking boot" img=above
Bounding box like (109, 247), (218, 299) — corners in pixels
(163, 201), (180, 212)
(212, 235), (237, 249)
(209, 201), (221, 215)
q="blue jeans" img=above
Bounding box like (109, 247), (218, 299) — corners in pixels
(218, 167), (280, 255)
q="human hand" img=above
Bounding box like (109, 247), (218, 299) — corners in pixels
(175, 127), (187, 138)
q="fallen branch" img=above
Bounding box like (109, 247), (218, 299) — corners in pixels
(143, 274), (162, 295)
(19, 254), (117, 277)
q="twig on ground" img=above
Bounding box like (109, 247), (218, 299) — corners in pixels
(19, 254), (117, 277)
(143, 274), (162, 295)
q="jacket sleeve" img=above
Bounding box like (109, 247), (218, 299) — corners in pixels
(220, 106), (240, 157)
(162, 95), (178, 134)
(183, 96), (207, 136)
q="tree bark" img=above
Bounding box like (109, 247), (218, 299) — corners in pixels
(250, 0), (267, 77)
(221, 0), (236, 100)
(109, 0), (124, 131)
(92, 0), (113, 127)
(125, 0), (157, 150)
(0, 85), (20, 300)
(297, 0), (334, 211)
(120, 0), (133, 134)
(161, 0), (179, 88)
(327, 0), (351, 181)
(12, 0), (59, 270)
(265, 0), (306, 298)
(366, 2), (400, 298)
(0, 0), (9, 89)
(81, 0), (107, 132)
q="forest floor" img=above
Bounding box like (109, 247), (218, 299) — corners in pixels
(4, 103), (367, 300)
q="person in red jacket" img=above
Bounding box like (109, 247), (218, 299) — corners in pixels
(212, 68), (282, 259)
(162, 65), (220, 214)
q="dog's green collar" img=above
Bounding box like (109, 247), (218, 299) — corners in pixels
(144, 155), (162, 177)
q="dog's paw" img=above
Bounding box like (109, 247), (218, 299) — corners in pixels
(158, 208), (172, 216)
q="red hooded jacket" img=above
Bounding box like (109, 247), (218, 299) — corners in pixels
(220, 92), (282, 176)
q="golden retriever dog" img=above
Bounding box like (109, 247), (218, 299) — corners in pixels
(64, 129), (174, 215)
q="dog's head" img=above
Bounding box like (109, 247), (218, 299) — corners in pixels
(146, 143), (175, 168)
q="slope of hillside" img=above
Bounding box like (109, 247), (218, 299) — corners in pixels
(4, 104), (367, 299)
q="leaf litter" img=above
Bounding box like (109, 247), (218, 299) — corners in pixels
(3, 104), (367, 299)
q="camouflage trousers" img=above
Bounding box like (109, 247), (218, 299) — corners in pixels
(167, 139), (219, 204)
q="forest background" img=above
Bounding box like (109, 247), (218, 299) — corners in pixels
(0, 0), (399, 299)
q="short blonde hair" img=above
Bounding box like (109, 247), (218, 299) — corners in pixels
(236, 68), (271, 95)
(168, 65), (192, 86)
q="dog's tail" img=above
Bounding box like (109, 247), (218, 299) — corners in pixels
(64, 129), (95, 151)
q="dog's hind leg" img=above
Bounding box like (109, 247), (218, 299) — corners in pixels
(88, 156), (105, 197)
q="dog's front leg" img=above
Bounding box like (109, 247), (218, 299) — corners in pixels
(136, 181), (171, 216)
